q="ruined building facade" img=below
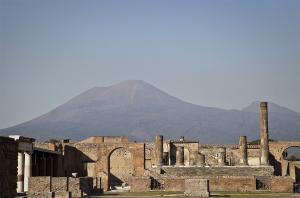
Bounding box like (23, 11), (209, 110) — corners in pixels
(1, 102), (300, 196)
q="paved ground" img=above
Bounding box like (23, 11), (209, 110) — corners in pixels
(88, 191), (300, 198)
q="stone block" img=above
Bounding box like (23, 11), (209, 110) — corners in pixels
(129, 177), (151, 192)
(54, 191), (72, 198)
(28, 176), (51, 193)
(184, 179), (209, 197)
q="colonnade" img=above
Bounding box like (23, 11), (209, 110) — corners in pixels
(17, 151), (32, 193)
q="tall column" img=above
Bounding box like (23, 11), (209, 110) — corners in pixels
(17, 152), (24, 193)
(155, 135), (163, 166)
(260, 102), (269, 165)
(24, 152), (32, 192)
(176, 146), (184, 166)
(239, 136), (248, 165)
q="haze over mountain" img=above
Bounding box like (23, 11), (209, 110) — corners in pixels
(1, 80), (299, 144)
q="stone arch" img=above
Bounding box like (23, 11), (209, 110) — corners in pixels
(269, 141), (300, 179)
(108, 147), (134, 188)
(282, 146), (300, 161)
(281, 146), (300, 183)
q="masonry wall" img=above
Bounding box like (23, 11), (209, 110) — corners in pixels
(160, 175), (295, 193)
(199, 147), (226, 166)
(162, 176), (256, 192)
(28, 176), (93, 197)
(0, 136), (18, 198)
(210, 176), (256, 192)
(74, 139), (145, 191)
(161, 166), (274, 177)
(269, 141), (300, 176)
(129, 177), (151, 192)
(164, 178), (185, 191)
(270, 176), (294, 193)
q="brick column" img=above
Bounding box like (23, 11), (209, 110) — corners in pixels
(24, 152), (32, 192)
(17, 152), (24, 193)
(239, 136), (248, 165)
(260, 102), (269, 165)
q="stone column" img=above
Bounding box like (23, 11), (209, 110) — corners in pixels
(197, 153), (205, 167)
(239, 136), (248, 165)
(260, 102), (269, 165)
(155, 135), (163, 166)
(168, 142), (171, 166)
(176, 146), (184, 166)
(218, 148), (226, 166)
(24, 152), (32, 192)
(17, 152), (24, 193)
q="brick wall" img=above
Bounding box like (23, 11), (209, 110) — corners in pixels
(0, 137), (17, 198)
(164, 178), (185, 191)
(28, 176), (93, 197)
(162, 166), (274, 177)
(129, 177), (151, 192)
(209, 176), (256, 192)
(271, 176), (294, 192)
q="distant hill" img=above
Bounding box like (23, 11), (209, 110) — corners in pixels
(1, 80), (299, 144)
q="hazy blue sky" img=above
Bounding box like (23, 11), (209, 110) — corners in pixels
(0, 0), (299, 129)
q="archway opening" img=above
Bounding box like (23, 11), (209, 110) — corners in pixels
(108, 147), (134, 189)
(283, 147), (300, 161)
(282, 146), (300, 184)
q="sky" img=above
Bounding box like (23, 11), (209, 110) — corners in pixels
(0, 0), (299, 129)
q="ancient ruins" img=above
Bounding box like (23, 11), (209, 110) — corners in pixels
(1, 102), (300, 197)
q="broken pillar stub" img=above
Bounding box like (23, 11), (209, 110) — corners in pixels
(176, 146), (184, 166)
(239, 136), (248, 165)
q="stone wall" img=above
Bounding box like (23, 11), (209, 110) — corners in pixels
(162, 166), (274, 177)
(129, 177), (151, 192)
(160, 175), (294, 193)
(74, 140), (145, 191)
(28, 176), (93, 198)
(161, 176), (256, 192)
(78, 136), (128, 144)
(0, 136), (18, 198)
(269, 141), (300, 176)
(69, 177), (93, 197)
(63, 144), (88, 177)
(200, 147), (226, 166)
(164, 178), (185, 191)
(210, 176), (256, 192)
(28, 176), (51, 193)
(270, 176), (294, 192)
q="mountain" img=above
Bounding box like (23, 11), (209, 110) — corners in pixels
(0, 80), (299, 144)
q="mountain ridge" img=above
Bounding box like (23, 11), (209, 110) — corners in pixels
(1, 80), (299, 144)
